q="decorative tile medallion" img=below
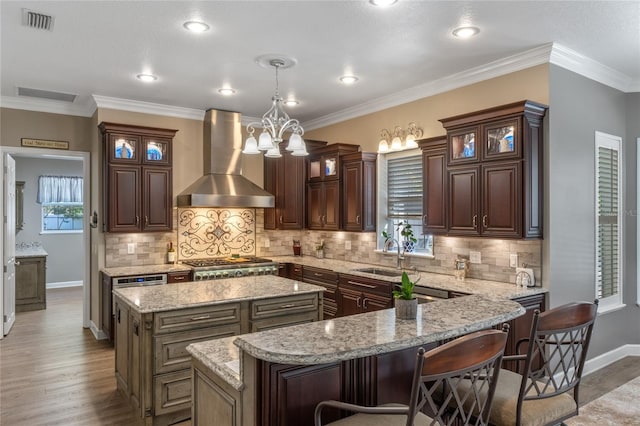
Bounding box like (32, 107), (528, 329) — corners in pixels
(178, 208), (256, 259)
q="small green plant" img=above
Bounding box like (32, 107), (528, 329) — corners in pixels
(399, 221), (417, 244)
(392, 271), (419, 300)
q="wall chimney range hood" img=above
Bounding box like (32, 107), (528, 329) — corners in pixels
(177, 109), (275, 208)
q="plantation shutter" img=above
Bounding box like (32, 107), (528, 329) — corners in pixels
(387, 155), (422, 219)
(596, 144), (620, 299)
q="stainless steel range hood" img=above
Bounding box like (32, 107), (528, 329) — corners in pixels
(177, 109), (275, 208)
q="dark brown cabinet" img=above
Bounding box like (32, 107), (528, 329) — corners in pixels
(306, 143), (360, 231)
(307, 180), (340, 230)
(302, 266), (339, 320)
(342, 152), (376, 232)
(337, 274), (393, 316)
(100, 122), (177, 233)
(167, 270), (192, 283)
(15, 255), (46, 312)
(419, 136), (447, 234)
(264, 140), (326, 230)
(438, 100), (546, 239)
(502, 293), (546, 373)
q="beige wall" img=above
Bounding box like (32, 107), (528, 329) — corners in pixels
(0, 108), (93, 151)
(305, 64), (549, 151)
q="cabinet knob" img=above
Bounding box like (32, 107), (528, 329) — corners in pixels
(472, 215), (477, 228)
(482, 215), (488, 227)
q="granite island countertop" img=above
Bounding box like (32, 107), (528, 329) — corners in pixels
(272, 255), (546, 300)
(187, 294), (524, 390)
(112, 275), (324, 313)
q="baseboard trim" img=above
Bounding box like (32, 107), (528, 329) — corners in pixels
(47, 280), (83, 289)
(90, 320), (108, 340)
(583, 344), (640, 376)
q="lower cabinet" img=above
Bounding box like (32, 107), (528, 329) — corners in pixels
(337, 274), (393, 316)
(502, 293), (546, 372)
(15, 255), (47, 312)
(302, 266), (339, 320)
(114, 292), (321, 425)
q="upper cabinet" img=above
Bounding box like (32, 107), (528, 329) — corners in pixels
(263, 139), (327, 230)
(307, 143), (359, 182)
(437, 100), (547, 239)
(419, 136), (448, 235)
(100, 122), (178, 233)
(342, 152), (377, 232)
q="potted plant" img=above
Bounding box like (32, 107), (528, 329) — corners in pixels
(399, 221), (417, 253)
(393, 271), (419, 319)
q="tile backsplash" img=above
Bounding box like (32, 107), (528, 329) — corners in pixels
(106, 208), (542, 285)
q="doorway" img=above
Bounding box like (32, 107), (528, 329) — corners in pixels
(0, 147), (90, 338)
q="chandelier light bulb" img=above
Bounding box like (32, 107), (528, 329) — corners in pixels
(258, 131), (274, 151)
(286, 133), (304, 151)
(391, 136), (403, 150)
(264, 147), (282, 158)
(242, 136), (260, 154)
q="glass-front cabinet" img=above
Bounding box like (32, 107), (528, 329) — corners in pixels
(108, 134), (171, 165)
(448, 127), (478, 164)
(143, 137), (171, 165)
(483, 118), (521, 160)
(109, 134), (140, 163)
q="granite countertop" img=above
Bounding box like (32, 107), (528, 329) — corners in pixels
(272, 255), (546, 300)
(101, 263), (193, 277)
(15, 243), (48, 258)
(112, 275), (324, 313)
(187, 294), (524, 389)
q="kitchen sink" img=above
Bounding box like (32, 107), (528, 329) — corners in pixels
(353, 268), (404, 277)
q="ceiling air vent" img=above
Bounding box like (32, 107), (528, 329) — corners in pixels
(22, 9), (55, 31)
(17, 87), (77, 103)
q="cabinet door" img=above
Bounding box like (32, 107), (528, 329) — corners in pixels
(362, 292), (392, 312)
(502, 294), (545, 373)
(342, 161), (362, 231)
(263, 157), (279, 230)
(307, 182), (323, 230)
(448, 166), (479, 235)
(142, 137), (172, 165)
(482, 118), (521, 161)
(108, 165), (141, 232)
(101, 272), (114, 341)
(422, 146), (447, 234)
(448, 127), (478, 165)
(323, 180), (340, 230)
(15, 256), (46, 311)
(338, 288), (363, 317)
(482, 162), (521, 238)
(108, 133), (141, 164)
(142, 167), (172, 232)
(115, 301), (130, 395)
(280, 154), (306, 229)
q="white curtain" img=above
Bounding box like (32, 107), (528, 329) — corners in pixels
(37, 176), (83, 204)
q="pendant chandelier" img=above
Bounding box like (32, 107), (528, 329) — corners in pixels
(243, 58), (307, 158)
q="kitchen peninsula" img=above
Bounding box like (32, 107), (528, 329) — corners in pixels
(188, 294), (525, 426)
(112, 276), (325, 426)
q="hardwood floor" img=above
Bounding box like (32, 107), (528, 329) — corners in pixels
(1, 286), (638, 425)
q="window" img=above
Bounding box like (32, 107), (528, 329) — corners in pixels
(595, 132), (622, 310)
(378, 150), (433, 255)
(38, 176), (83, 233)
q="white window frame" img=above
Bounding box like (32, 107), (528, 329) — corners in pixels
(595, 131), (623, 313)
(376, 148), (434, 258)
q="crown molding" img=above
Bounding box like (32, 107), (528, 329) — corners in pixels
(92, 95), (205, 120)
(303, 44), (553, 130)
(549, 43), (634, 93)
(0, 95), (96, 117)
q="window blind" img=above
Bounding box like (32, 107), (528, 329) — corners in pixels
(387, 155), (422, 219)
(596, 145), (620, 299)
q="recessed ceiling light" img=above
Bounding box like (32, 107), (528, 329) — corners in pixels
(218, 88), (236, 96)
(283, 99), (299, 106)
(452, 26), (480, 39)
(339, 75), (359, 85)
(136, 74), (157, 82)
(183, 21), (210, 33)
(369, 0), (398, 7)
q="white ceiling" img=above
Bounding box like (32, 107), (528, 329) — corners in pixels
(2, 1), (639, 128)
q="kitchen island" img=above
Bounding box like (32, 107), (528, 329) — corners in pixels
(112, 276), (325, 426)
(187, 294), (525, 426)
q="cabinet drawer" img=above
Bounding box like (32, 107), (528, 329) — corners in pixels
(167, 271), (192, 283)
(250, 311), (318, 333)
(154, 303), (241, 334)
(154, 323), (241, 374)
(153, 369), (192, 416)
(339, 274), (393, 296)
(303, 266), (338, 284)
(290, 264), (303, 280)
(250, 294), (318, 320)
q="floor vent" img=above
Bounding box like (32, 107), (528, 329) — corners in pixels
(22, 9), (55, 31)
(17, 87), (77, 103)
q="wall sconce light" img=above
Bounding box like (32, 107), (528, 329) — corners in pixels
(377, 122), (424, 153)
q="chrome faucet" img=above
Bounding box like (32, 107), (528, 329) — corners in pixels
(384, 238), (405, 269)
